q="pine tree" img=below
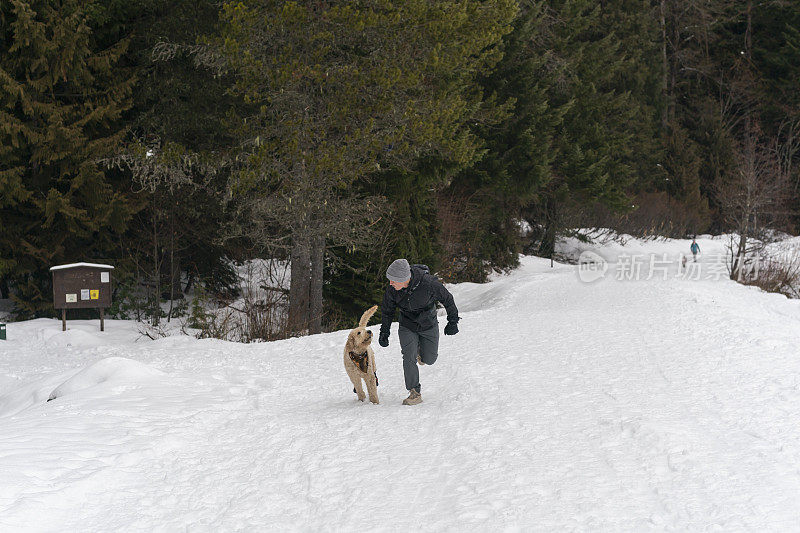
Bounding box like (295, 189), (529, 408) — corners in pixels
(599, 0), (664, 192)
(443, 0), (561, 279)
(218, 0), (517, 334)
(651, 0), (722, 231)
(751, 3), (800, 152)
(533, 0), (643, 256)
(439, 0), (667, 270)
(0, 0), (136, 317)
(662, 125), (710, 232)
(694, 0), (800, 231)
(100, 0), (239, 324)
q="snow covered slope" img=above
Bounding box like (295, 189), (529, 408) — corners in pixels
(2, 235), (800, 531)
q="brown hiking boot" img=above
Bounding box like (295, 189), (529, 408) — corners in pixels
(402, 389), (422, 405)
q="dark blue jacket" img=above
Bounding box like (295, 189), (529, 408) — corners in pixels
(380, 265), (459, 336)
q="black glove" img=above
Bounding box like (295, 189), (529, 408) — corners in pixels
(444, 321), (459, 335)
(378, 333), (389, 347)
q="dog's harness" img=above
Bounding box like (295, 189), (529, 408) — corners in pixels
(349, 351), (370, 373)
(349, 351), (379, 388)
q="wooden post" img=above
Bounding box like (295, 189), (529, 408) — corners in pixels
(100, 307), (104, 332)
(62, 308), (66, 331)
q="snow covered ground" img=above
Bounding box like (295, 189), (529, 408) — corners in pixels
(2, 234), (800, 531)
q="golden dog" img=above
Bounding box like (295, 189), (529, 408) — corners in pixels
(344, 305), (379, 404)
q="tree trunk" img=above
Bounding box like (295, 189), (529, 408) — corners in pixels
(538, 196), (557, 259)
(668, 6), (678, 127)
(152, 196), (160, 327)
(168, 208), (175, 322)
(288, 235), (311, 335)
(745, 0), (752, 60)
(308, 235), (325, 334)
(735, 234), (747, 280)
(171, 255), (182, 299)
(660, 0), (669, 131)
(732, 221), (748, 281)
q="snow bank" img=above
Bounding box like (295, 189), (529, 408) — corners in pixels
(0, 357), (165, 417)
(0, 369), (75, 418)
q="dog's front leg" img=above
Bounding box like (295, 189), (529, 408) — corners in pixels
(366, 376), (379, 404)
(353, 378), (366, 402)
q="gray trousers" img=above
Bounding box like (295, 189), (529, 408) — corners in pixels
(398, 324), (439, 392)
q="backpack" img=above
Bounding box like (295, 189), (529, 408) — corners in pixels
(412, 264), (430, 274)
(404, 264), (431, 296)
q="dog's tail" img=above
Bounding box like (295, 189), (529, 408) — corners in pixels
(359, 305), (378, 327)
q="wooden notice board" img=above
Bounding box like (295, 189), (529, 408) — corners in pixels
(50, 263), (114, 331)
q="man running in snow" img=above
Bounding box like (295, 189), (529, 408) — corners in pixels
(690, 239), (700, 262)
(378, 259), (459, 405)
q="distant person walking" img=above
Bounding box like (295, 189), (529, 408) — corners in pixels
(690, 239), (700, 262)
(379, 259), (459, 405)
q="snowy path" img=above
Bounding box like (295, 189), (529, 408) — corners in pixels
(2, 236), (800, 531)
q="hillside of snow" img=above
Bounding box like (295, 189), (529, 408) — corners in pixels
(2, 234), (800, 530)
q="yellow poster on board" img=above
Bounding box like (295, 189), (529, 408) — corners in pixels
(90, 290), (99, 300)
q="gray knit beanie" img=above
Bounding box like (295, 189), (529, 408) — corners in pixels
(386, 258), (411, 282)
